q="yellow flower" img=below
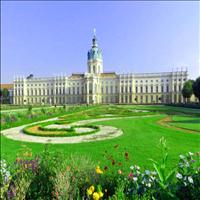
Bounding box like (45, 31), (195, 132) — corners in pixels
(98, 191), (104, 198)
(89, 185), (95, 193)
(87, 188), (93, 196)
(87, 185), (95, 196)
(95, 166), (103, 174)
(93, 192), (100, 200)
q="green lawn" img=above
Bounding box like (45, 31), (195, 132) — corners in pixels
(1, 105), (200, 172)
(170, 115), (200, 132)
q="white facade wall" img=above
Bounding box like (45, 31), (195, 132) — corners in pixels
(13, 71), (188, 105)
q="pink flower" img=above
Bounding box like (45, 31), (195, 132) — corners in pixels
(129, 172), (134, 177)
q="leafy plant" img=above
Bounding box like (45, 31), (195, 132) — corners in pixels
(149, 137), (176, 199)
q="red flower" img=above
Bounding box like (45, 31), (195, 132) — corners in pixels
(129, 172), (134, 178)
(55, 191), (59, 197)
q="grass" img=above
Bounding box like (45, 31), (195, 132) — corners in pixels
(1, 104), (200, 173)
(170, 115), (200, 132)
(0, 105), (96, 130)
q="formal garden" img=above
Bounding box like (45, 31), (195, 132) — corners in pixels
(1, 104), (200, 199)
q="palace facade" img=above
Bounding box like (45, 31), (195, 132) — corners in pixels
(13, 35), (188, 105)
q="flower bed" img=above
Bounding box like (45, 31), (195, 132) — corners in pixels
(23, 123), (100, 137)
(1, 138), (199, 200)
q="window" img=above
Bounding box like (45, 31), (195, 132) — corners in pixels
(156, 86), (158, 93)
(136, 86), (138, 93)
(129, 86), (132, 93)
(121, 86), (124, 93)
(146, 95), (148, 103)
(146, 86), (148, 93)
(166, 85), (169, 93)
(140, 86), (143, 93)
(110, 86), (113, 94)
(77, 87), (79, 95)
(161, 85), (164, 93)
(125, 86), (128, 93)
(140, 96), (143, 103)
(106, 86), (108, 94)
(156, 95), (159, 103)
(89, 83), (92, 94)
(179, 85), (181, 92)
(151, 86), (153, 93)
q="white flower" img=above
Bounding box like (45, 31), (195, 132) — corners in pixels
(130, 165), (134, 170)
(185, 162), (190, 167)
(188, 152), (193, 156)
(145, 170), (150, 175)
(146, 183), (151, 187)
(179, 155), (185, 159)
(151, 171), (157, 175)
(135, 165), (140, 170)
(136, 170), (140, 175)
(176, 173), (183, 179)
(133, 177), (138, 182)
(150, 176), (156, 181)
(188, 177), (194, 184)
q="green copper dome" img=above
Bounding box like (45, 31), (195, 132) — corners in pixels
(87, 36), (102, 61)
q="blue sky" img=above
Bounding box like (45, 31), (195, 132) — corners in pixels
(1, 1), (199, 83)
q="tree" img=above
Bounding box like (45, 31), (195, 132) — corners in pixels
(181, 80), (194, 103)
(192, 77), (200, 102)
(2, 88), (9, 104)
(0, 89), (2, 103)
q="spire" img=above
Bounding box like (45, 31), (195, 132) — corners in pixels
(92, 28), (98, 47)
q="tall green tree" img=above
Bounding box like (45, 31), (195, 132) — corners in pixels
(0, 89), (2, 103)
(181, 80), (194, 102)
(2, 88), (9, 104)
(192, 77), (200, 102)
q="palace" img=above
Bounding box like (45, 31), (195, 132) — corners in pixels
(13, 34), (188, 105)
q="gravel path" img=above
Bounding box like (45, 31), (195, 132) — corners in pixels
(1, 115), (157, 144)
